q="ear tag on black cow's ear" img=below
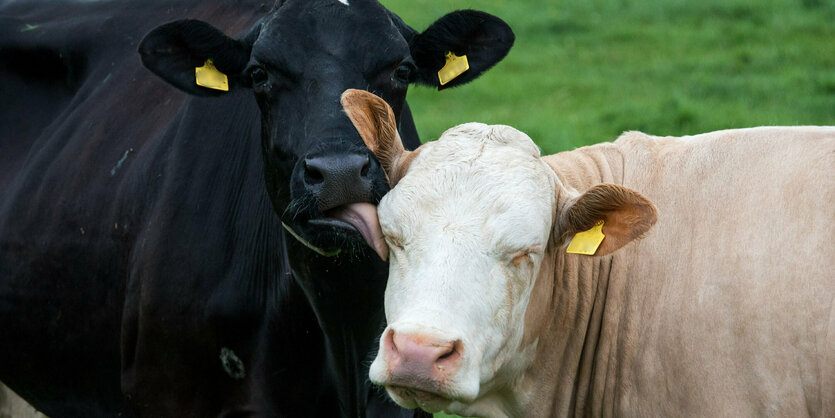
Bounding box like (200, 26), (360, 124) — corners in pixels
(438, 52), (469, 86)
(195, 59), (229, 91)
(566, 220), (605, 255)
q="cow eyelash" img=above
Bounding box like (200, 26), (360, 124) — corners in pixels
(392, 63), (415, 85)
(386, 236), (405, 249)
(247, 65), (270, 88)
(510, 252), (531, 267)
(509, 245), (542, 267)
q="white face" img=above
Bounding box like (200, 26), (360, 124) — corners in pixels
(369, 123), (556, 414)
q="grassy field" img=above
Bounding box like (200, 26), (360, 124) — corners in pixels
(381, 0), (834, 416)
(383, 0), (835, 155)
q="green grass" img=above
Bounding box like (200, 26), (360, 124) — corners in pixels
(378, 1), (834, 416)
(383, 0), (835, 155)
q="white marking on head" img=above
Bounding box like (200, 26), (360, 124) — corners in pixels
(369, 122), (557, 410)
(338, 0), (349, 5)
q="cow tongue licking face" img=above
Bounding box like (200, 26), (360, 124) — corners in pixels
(140, 0), (516, 261)
(137, 0), (518, 262)
(248, 1), (515, 261)
(310, 202), (388, 260)
(251, 1), (406, 260)
(276, 137), (392, 260)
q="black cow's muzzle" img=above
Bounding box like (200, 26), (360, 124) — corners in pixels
(283, 147), (389, 260)
(303, 152), (373, 210)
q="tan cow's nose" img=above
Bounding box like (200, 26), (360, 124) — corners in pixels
(383, 329), (462, 383)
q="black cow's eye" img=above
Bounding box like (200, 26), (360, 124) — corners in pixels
(393, 64), (412, 84)
(250, 66), (268, 86)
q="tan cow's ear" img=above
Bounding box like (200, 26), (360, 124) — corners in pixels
(558, 184), (657, 256)
(340, 89), (419, 186)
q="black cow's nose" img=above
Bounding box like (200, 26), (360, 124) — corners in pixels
(302, 153), (373, 211)
(303, 153), (371, 185)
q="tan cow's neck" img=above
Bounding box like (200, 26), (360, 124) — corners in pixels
(543, 142), (627, 194)
(514, 144), (630, 416)
(519, 137), (672, 416)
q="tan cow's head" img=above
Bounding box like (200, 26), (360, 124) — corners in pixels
(341, 90), (656, 415)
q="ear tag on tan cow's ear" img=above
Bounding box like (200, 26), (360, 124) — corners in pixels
(438, 52), (469, 86)
(195, 59), (229, 91)
(566, 220), (605, 255)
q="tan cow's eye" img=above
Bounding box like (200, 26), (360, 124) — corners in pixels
(510, 245), (541, 267)
(510, 252), (530, 266)
(387, 236), (404, 250)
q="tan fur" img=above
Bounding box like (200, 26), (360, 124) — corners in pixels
(340, 89), (420, 186)
(523, 127), (835, 417)
(0, 383), (46, 418)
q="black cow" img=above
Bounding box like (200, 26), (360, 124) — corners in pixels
(0, 0), (513, 417)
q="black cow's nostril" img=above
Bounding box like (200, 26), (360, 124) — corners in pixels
(304, 159), (325, 185)
(299, 153), (374, 211)
(360, 155), (370, 178)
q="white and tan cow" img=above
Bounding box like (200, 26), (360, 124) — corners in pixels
(341, 89), (835, 417)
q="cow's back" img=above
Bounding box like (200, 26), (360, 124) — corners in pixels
(610, 127), (835, 416)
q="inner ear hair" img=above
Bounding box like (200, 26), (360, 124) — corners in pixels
(560, 184), (657, 255)
(340, 90), (398, 154)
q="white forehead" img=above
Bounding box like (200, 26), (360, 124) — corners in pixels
(379, 123), (554, 247)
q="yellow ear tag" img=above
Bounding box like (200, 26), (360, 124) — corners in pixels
(437, 52), (469, 86)
(195, 59), (229, 91)
(566, 220), (605, 255)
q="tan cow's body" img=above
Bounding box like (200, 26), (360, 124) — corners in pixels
(0, 383), (46, 418)
(340, 89), (834, 418)
(526, 127), (835, 417)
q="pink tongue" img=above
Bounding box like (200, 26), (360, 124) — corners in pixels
(327, 202), (389, 260)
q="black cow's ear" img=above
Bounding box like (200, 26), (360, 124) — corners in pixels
(410, 10), (514, 90)
(139, 19), (253, 96)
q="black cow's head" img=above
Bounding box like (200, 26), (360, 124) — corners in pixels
(139, 0), (514, 261)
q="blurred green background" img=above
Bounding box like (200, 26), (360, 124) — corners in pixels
(380, 0), (833, 416)
(383, 0), (835, 155)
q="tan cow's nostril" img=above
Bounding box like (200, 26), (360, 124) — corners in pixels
(437, 339), (461, 360)
(434, 339), (461, 374)
(383, 328), (398, 356)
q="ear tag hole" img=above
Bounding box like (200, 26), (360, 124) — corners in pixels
(566, 220), (605, 255)
(195, 59), (229, 91)
(438, 51), (469, 86)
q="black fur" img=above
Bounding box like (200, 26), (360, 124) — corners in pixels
(0, 0), (512, 416)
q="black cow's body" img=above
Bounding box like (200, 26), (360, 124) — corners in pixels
(0, 0), (513, 416)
